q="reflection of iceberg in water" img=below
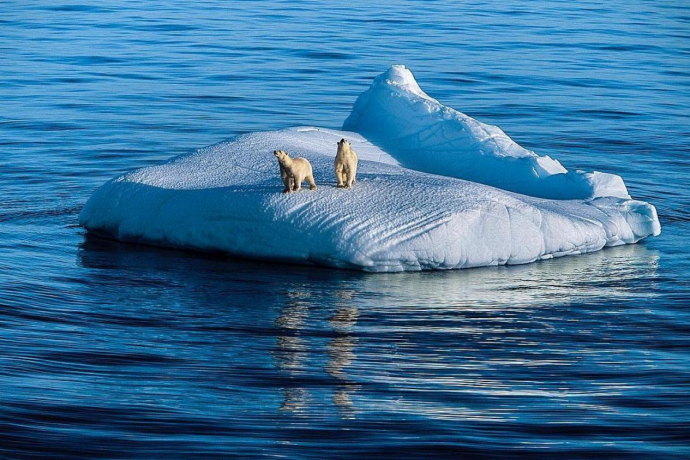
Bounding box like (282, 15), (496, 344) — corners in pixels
(77, 235), (659, 309)
(77, 235), (660, 421)
(360, 244), (660, 308)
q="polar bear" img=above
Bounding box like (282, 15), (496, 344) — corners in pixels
(273, 150), (317, 192)
(335, 138), (358, 188)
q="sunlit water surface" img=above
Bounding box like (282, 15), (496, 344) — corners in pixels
(1, 1), (689, 458)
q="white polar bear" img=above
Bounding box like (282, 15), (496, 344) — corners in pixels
(335, 138), (358, 188)
(273, 150), (317, 192)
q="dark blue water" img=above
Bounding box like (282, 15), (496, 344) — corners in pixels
(2, 1), (689, 458)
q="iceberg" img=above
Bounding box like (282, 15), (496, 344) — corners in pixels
(344, 65), (629, 200)
(79, 66), (660, 272)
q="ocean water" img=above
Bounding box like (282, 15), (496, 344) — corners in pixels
(1, 1), (689, 458)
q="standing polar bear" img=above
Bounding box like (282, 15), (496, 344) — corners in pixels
(334, 138), (358, 188)
(273, 150), (317, 193)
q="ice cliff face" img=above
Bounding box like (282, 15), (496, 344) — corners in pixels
(79, 67), (660, 272)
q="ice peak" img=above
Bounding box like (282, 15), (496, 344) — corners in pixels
(344, 66), (631, 201)
(379, 65), (427, 98)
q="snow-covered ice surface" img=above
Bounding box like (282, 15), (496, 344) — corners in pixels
(80, 67), (661, 272)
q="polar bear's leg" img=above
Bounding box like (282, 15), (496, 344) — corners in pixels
(335, 164), (345, 188)
(282, 175), (293, 193)
(280, 164), (292, 193)
(346, 162), (357, 188)
(293, 173), (303, 192)
(307, 175), (317, 191)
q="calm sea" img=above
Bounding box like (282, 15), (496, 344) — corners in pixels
(1, 1), (689, 458)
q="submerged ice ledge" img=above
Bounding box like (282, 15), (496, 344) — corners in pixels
(79, 67), (660, 272)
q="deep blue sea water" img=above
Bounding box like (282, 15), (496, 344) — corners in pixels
(1, 1), (689, 458)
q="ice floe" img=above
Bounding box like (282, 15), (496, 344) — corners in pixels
(79, 67), (660, 272)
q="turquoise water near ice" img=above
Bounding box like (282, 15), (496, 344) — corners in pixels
(1, 1), (689, 458)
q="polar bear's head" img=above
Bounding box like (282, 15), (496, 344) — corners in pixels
(337, 138), (352, 154)
(274, 150), (290, 163)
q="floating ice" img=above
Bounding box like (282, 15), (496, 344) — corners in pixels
(79, 67), (660, 272)
(344, 65), (629, 200)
